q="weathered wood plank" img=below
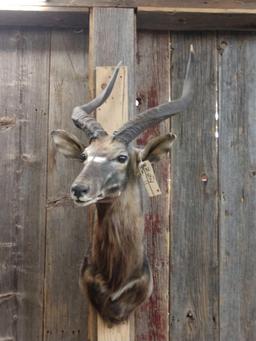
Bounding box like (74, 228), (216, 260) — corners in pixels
(3, 4), (256, 31)
(88, 8), (136, 341)
(48, 0), (256, 9)
(135, 31), (170, 341)
(6, 3), (256, 14)
(96, 66), (128, 131)
(45, 29), (88, 341)
(218, 32), (256, 341)
(0, 28), (50, 341)
(137, 11), (256, 31)
(2, 11), (256, 33)
(170, 33), (218, 341)
(0, 29), (21, 341)
(89, 7), (136, 118)
(0, 8), (88, 29)
(4, 1), (256, 11)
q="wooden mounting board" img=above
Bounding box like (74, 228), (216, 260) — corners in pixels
(96, 66), (128, 133)
(94, 67), (132, 341)
(87, 8), (136, 341)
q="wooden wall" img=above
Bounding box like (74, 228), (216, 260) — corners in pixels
(0, 28), (256, 341)
(0, 28), (88, 341)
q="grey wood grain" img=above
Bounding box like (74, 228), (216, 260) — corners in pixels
(45, 29), (89, 341)
(170, 33), (219, 341)
(50, 0), (256, 9)
(88, 8), (136, 340)
(2, 10), (256, 32)
(0, 28), (50, 341)
(218, 32), (256, 341)
(137, 11), (256, 31)
(0, 10), (89, 29)
(3, 4), (256, 32)
(90, 7), (136, 119)
(135, 31), (170, 341)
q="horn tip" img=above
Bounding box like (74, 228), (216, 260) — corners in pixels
(50, 129), (59, 136)
(168, 132), (177, 140)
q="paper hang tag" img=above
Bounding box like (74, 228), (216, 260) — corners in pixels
(138, 160), (162, 197)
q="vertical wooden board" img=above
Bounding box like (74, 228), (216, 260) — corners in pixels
(46, 29), (89, 341)
(0, 28), (50, 341)
(218, 32), (256, 341)
(97, 318), (132, 341)
(0, 28), (20, 341)
(89, 8), (136, 341)
(96, 66), (128, 132)
(90, 7), (136, 119)
(95, 66), (131, 341)
(15, 29), (50, 341)
(135, 31), (170, 341)
(170, 33), (218, 341)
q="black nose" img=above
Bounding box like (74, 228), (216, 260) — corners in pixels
(71, 184), (90, 198)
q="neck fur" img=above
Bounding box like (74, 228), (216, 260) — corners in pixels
(92, 179), (144, 289)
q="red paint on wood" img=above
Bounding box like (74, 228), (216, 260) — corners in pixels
(136, 212), (168, 341)
(144, 213), (161, 234)
(147, 86), (159, 108)
(137, 294), (167, 341)
(136, 125), (161, 146)
(161, 160), (170, 190)
(135, 32), (170, 341)
(136, 86), (160, 146)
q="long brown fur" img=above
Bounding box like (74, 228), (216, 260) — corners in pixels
(79, 153), (152, 326)
(52, 133), (176, 325)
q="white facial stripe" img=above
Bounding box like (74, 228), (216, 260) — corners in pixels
(87, 156), (107, 163)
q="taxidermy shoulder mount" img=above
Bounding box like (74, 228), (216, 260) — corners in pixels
(51, 45), (195, 326)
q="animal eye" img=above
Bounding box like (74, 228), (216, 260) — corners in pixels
(80, 153), (88, 162)
(117, 155), (128, 163)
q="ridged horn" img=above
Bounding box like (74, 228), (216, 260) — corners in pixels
(72, 61), (122, 141)
(113, 45), (195, 145)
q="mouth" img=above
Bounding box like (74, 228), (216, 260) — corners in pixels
(73, 192), (121, 207)
(74, 198), (97, 207)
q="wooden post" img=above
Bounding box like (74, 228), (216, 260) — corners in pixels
(88, 7), (136, 341)
(94, 64), (132, 341)
(88, 7), (136, 120)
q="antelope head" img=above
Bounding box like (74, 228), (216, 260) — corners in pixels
(51, 46), (195, 207)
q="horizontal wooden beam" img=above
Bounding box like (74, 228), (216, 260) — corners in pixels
(0, 6), (88, 29)
(2, 3), (256, 30)
(137, 8), (256, 31)
(37, 0), (256, 10)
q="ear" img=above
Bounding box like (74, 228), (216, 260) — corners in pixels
(140, 133), (176, 162)
(51, 129), (85, 159)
